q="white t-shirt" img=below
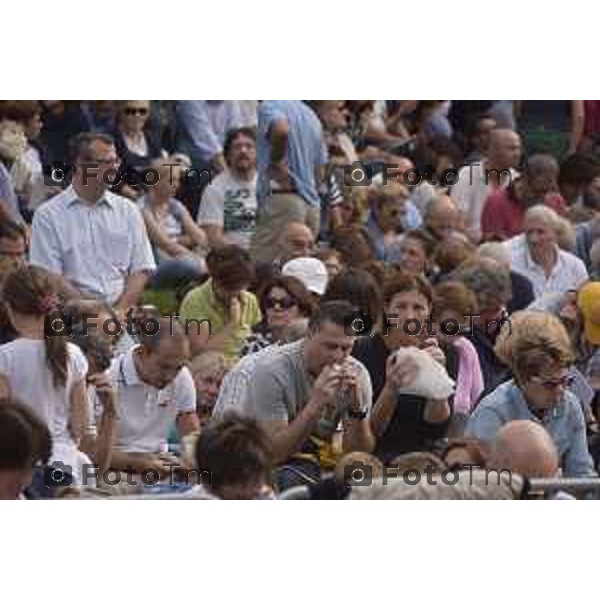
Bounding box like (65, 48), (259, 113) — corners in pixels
(109, 346), (196, 453)
(197, 169), (257, 249)
(0, 338), (88, 470)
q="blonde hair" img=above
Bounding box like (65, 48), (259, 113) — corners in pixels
(494, 310), (574, 367)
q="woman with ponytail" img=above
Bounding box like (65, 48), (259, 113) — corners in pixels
(0, 265), (89, 484)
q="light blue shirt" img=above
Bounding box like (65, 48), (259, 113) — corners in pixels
(256, 101), (327, 207)
(465, 379), (595, 476)
(29, 186), (156, 304)
(0, 161), (24, 224)
(175, 101), (244, 164)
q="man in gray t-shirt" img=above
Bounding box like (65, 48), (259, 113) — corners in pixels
(242, 301), (375, 486)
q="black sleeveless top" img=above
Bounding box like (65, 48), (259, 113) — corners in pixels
(352, 335), (458, 463)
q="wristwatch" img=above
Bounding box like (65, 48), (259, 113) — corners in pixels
(347, 408), (368, 420)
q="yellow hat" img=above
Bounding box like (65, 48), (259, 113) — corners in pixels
(577, 282), (600, 345)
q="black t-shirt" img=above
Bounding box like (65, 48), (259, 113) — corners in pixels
(352, 335), (457, 463)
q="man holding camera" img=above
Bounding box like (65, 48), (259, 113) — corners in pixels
(243, 300), (375, 491)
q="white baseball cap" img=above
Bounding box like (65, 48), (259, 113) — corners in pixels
(282, 257), (329, 296)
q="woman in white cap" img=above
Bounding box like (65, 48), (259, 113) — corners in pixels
(281, 256), (329, 300)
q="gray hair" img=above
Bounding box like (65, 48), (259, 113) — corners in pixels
(452, 258), (512, 305)
(523, 204), (561, 234)
(524, 153), (559, 178)
(477, 242), (511, 269)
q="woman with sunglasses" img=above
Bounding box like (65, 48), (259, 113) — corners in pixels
(466, 316), (595, 476)
(241, 275), (315, 357)
(113, 101), (164, 198)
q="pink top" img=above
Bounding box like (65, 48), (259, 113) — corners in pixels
(451, 336), (484, 415)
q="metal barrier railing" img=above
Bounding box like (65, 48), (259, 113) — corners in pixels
(525, 477), (600, 498)
(89, 477), (600, 499)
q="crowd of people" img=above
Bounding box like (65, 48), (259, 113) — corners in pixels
(2, 99), (600, 500)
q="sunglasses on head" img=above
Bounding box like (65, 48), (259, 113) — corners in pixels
(124, 107), (148, 116)
(531, 374), (576, 390)
(265, 296), (297, 310)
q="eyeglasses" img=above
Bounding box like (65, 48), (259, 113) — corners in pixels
(265, 296), (297, 310)
(531, 374), (576, 390)
(124, 107), (149, 116)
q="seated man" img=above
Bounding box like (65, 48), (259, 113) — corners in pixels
(481, 154), (565, 242)
(489, 420), (579, 499)
(29, 132), (156, 318)
(253, 221), (316, 286)
(489, 420), (560, 479)
(465, 331), (595, 477)
(108, 318), (200, 483)
(242, 300), (375, 490)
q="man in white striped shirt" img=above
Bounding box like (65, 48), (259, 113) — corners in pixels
(29, 133), (156, 315)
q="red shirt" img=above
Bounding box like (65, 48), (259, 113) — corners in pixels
(481, 185), (566, 241)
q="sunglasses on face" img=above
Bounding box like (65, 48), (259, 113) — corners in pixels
(531, 374), (576, 390)
(124, 107), (149, 116)
(265, 296), (297, 310)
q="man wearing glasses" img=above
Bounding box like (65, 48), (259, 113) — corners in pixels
(28, 132), (156, 321)
(465, 334), (595, 476)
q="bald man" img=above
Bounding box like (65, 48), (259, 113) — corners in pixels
(424, 194), (462, 241)
(489, 420), (560, 478)
(451, 129), (522, 242)
(277, 222), (315, 264)
(252, 222), (316, 288)
(109, 317), (200, 478)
